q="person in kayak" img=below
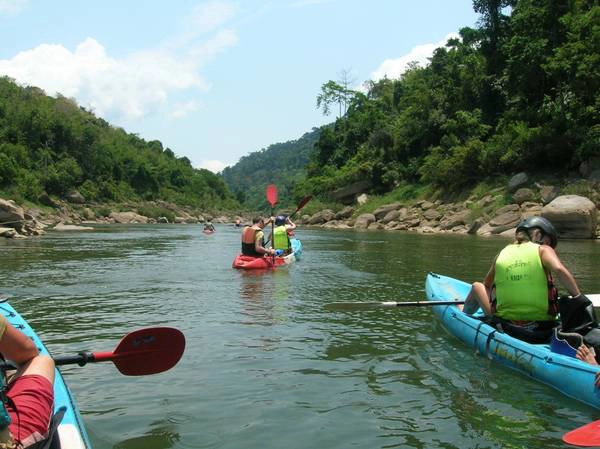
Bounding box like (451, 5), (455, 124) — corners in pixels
(241, 217), (277, 257)
(463, 216), (582, 342)
(270, 215), (297, 255)
(0, 314), (55, 448)
(204, 222), (215, 232)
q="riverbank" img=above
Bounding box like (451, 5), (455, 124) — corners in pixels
(1, 172), (598, 241)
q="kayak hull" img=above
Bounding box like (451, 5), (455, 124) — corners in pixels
(0, 301), (91, 449)
(233, 238), (302, 269)
(426, 272), (600, 410)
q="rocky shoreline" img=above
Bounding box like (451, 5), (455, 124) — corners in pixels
(1, 173), (598, 241)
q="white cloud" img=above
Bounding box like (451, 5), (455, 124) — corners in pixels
(190, 0), (236, 34)
(370, 33), (459, 81)
(199, 159), (230, 173)
(170, 100), (200, 118)
(0, 0), (27, 15)
(0, 1), (238, 121)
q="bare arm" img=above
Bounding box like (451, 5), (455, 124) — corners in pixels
(540, 246), (580, 296)
(0, 321), (39, 366)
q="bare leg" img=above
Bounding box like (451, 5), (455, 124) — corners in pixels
(462, 282), (492, 316)
(10, 354), (55, 385)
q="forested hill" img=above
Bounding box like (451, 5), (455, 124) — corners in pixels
(0, 77), (237, 209)
(300, 0), (599, 199)
(221, 127), (321, 210)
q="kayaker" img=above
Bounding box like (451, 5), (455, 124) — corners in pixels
(463, 216), (582, 343)
(0, 314), (55, 448)
(241, 217), (277, 257)
(204, 222), (215, 232)
(270, 215), (297, 255)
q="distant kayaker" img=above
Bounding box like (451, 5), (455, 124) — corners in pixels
(234, 219), (241, 228)
(0, 314), (55, 448)
(269, 215), (297, 255)
(204, 222), (215, 232)
(463, 216), (583, 343)
(241, 217), (277, 257)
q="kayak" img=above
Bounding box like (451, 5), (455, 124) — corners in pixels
(202, 229), (215, 235)
(232, 238), (303, 269)
(0, 301), (91, 449)
(425, 272), (600, 410)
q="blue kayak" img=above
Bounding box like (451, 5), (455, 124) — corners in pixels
(0, 301), (91, 449)
(425, 272), (600, 410)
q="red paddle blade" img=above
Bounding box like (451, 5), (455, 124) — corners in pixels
(266, 184), (278, 208)
(95, 327), (185, 376)
(563, 420), (600, 447)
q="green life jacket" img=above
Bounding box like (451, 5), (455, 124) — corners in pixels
(494, 241), (555, 321)
(272, 226), (290, 251)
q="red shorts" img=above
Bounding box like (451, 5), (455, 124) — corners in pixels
(7, 374), (53, 446)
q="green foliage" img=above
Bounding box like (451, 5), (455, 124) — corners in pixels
(137, 205), (176, 222)
(0, 77), (238, 209)
(221, 128), (320, 211)
(300, 1), (599, 200)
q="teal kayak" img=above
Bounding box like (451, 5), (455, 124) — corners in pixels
(426, 272), (600, 410)
(0, 300), (91, 449)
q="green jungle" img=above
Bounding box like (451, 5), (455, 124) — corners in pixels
(1, 0), (598, 215)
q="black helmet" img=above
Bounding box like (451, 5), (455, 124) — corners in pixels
(516, 216), (558, 248)
(275, 215), (286, 226)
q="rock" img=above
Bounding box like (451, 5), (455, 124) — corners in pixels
(82, 208), (95, 220)
(53, 223), (93, 232)
(380, 209), (401, 224)
(157, 216), (169, 223)
(308, 209), (336, 225)
(538, 185), (560, 205)
(495, 204), (520, 215)
(335, 206), (354, 220)
(322, 220), (352, 229)
(590, 169), (600, 184)
(354, 213), (376, 229)
(542, 195), (597, 239)
(508, 172), (528, 193)
(423, 208), (441, 221)
(356, 193), (368, 205)
(38, 193), (60, 208)
(0, 226), (17, 238)
(109, 211), (149, 224)
(65, 191), (85, 204)
(367, 222), (385, 230)
(520, 202), (543, 218)
(439, 209), (471, 230)
(488, 207), (522, 234)
(373, 203), (401, 220)
(0, 199), (25, 232)
(468, 218), (486, 235)
(512, 188), (535, 205)
(420, 201), (435, 211)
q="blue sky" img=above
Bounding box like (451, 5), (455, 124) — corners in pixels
(0, 0), (479, 172)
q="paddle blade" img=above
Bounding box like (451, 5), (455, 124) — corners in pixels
(108, 327), (185, 376)
(266, 184), (278, 208)
(563, 420), (600, 447)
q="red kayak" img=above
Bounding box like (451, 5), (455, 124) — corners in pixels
(203, 229), (215, 235)
(232, 239), (302, 270)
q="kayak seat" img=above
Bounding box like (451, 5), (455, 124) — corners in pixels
(484, 316), (557, 344)
(551, 328), (583, 358)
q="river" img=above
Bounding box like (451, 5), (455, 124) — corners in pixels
(1, 224), (600, 449)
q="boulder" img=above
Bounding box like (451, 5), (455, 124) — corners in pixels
(488, 207), (522, 234)
(380, 209), (401, 224)
(65, 191), (85, 204)
(308, 209), (336, 225)
(356, 194), (368, 205)
(335, 206), (354, 220)
(508, 172), (528, 193)
(512, 188), (535, 205)
(0, 199), (25, 232)
(109, 211), (149, 224)
(354, 213), (376, 229)
(423, 208), (441, 221)
(439, 209), (471, 230)
(538, 185), (560, 205)
(53, 223), (93, 232)
(0, 226), (17, 238)
(373, 203), (402, 220)
(542, 195), (597, 239)
(38, 193), (60, 208)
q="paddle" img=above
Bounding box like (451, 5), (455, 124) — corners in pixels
(324, 300), (465, 311)
(16, 327), (185, 376)
(266, 184), (277, 263)
(563, 420), (600, 447)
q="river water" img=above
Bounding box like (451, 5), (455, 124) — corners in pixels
(1, 224), (600, 449)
